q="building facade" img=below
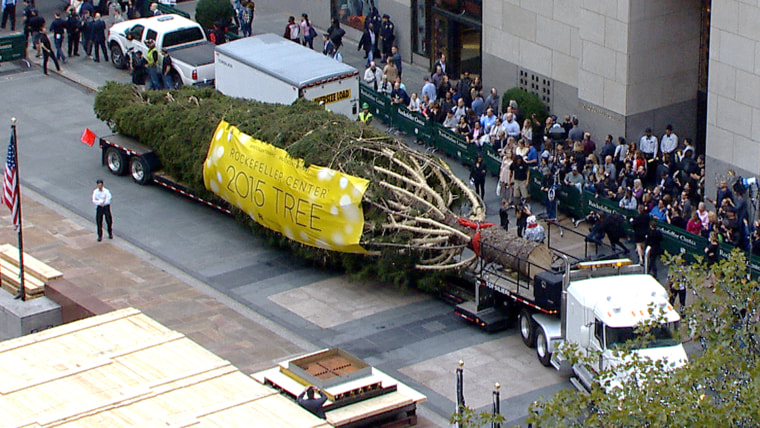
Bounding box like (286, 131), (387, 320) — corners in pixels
(324, 0), (758, 196)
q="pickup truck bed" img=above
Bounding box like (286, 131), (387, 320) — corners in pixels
(169, 41), (215, 67)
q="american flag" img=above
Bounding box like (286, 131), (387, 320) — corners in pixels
(4, 131), (19, 232)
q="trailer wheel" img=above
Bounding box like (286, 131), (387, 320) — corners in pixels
(519, 309), (536, 348)
(536, 329), (552, 366)
(129, 156), (151, 185)
(105, 147), (126, 175)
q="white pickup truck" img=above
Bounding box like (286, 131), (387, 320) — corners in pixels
(108, 14), (215, 88)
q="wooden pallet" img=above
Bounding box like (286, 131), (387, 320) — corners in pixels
(0, 243), (63, 299)
(0, 243), (63, 282)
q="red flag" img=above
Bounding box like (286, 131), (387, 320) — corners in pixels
(4, 131), (19, 231)
(81, 128), (96, 146)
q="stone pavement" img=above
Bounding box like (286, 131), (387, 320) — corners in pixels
(1, 190), (312, 375)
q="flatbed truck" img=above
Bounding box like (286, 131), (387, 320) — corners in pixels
(455, 242), (687, 391)
(99, 134), (231, 214)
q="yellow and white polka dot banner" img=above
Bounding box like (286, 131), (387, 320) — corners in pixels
(203, 121), (369, 253)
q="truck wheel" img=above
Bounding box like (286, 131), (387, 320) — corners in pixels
(536, 329), (552, 367)
(130, 156), (152, 185)
(519, 309), (536, 348)
(110, 44), (127, 69)
(105, 147), (126, 175)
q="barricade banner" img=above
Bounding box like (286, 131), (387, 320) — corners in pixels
(203, 121), (369, 253)
(482, 143), (502, 176)
(393, 104), (429, 141)
(432, 123), (477, 166)
(0, 34), (25, 63)
(359, 83), (392, 123)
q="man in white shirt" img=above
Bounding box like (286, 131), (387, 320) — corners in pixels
(363, 61), (382, 91)
(660, 124), (678, 156)
(639, 127), (658, 159)
(92, 179), (113, 241)
(503, 112), (521, 140)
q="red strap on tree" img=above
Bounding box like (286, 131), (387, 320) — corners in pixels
(472, 230), (482, 256)
(458, 218), (495, 229)
(458, 218), (494, 256)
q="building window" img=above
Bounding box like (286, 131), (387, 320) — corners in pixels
(518, 68), (552, 108)
(331, 0), (380, 31)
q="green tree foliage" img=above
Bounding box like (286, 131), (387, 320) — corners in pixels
(501, 88), (548, 124)
(93, 83), (461, 290)
(527, 249), (760, 426)
(195, 0), (234, 30)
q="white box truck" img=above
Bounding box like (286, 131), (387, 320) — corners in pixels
(214, 33), (360, 120)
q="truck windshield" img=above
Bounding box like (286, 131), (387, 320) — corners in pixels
(163, 27), (205, 48)
(605, 321), (680, 349)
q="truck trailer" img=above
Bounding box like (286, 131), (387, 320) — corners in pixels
(456, 243), (687, 391)
(99, 134), (231, 214)
(214, 33), (360, 120)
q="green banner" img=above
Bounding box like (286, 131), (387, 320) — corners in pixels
(0, 34), (25, 63)
(392, 104), (430, 142)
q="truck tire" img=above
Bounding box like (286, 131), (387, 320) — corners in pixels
(110, 43), (127, 69)
(129, 156), (152, 185)
(536, 329), (552, 367)
(519, 309), (536, 348)
(105, 147), (127, 175)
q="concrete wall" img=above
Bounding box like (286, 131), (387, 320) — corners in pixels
(481, 0), (581, 94)
(481, 0), (700, 146)
(706, 0), (760, 183)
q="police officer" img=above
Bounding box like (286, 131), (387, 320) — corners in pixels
(379, 14), (394, 63)
(65, 9), (81, 57)
(358, 103), (373, 124)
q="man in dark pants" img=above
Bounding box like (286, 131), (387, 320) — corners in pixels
(379, 14), (394, 63)
(92, 179), (113, 241)
(90, 12), (106, 62)
(645, 220), (663, 277)
(35, 30), (59, 74)
(297, 385), (327, 419)
(49, 11), (66, 63)
(1, 0), (16, 31)
(66, 9), (81, 57)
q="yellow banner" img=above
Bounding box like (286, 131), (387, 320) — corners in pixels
(203, 121), (369, 253)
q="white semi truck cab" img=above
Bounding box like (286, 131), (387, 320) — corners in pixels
(548, 259), (688, 391)
(456, 245), (688, 392)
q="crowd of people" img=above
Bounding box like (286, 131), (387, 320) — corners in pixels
(353, 26), (757, 262)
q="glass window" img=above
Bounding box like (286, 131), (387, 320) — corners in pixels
(163, 27), (205, 48)
(146, 29), (158, 43)
(605, 321), (680, 350)
(331, 0), (380, 31)
(128, 24), (145, 41)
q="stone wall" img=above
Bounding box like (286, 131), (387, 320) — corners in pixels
(706, 0), (760, 181)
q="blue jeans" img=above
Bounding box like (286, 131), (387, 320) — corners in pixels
(162, 72), (174, 89)
(147, 66), (161, 90)
(54, 33), (66, 62)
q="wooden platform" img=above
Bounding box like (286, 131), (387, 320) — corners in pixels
(253, 350), (427, 427)
(0, 308), (330, 427)
(0, 243), (63, 300)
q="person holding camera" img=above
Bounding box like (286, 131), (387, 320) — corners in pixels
(297, 385), (327, 418)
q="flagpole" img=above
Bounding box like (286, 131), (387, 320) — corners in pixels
(11, 118), (24, 302)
